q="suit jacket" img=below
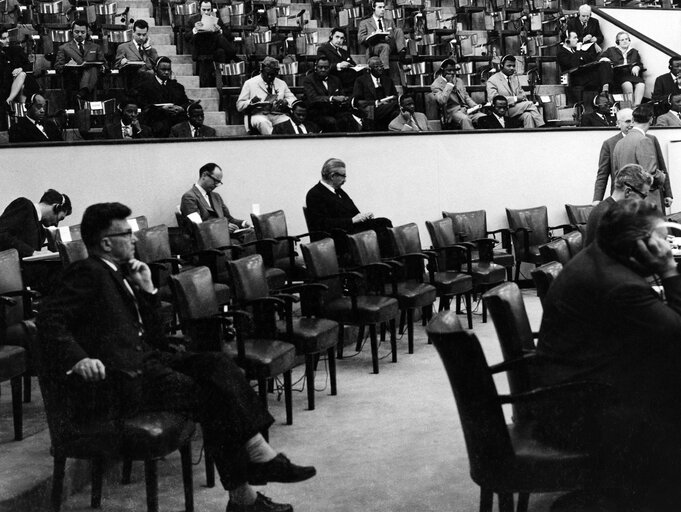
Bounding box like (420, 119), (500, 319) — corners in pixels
(271, 119), (319, 134)
(183, 13), (237, 60)
(303, 73), (346, 117)
(388, 111), (431, 132)
(180, 184), (244, 226)
(8, 116), (63, 143)
(476, 113), (521, 129)
(566, 16), (604, 46)
(593, 132), (624, 201)
(357, 16), (396, 48)
(134, 74), (190, 109)
(580, 111), (616, 127)
(584, 196), (615, 246)
(652, 73), (681, 104)
(316, 42), (357, 95)
(537, 243), (681, 396)
(305, 182), (360, 233)
(430, 75), (477, 123)
(102, 118), (153, 139)
(557, 44), (597, 73)
(352, 72), (398, 107)
(656, 110), (681, 127)
(613, 128), (672, 200)
(486, 71), (527, 103)
(169, 121), (217, 138)
(114, 40), (159, 71)
(0, 197), (46, 257)
(235, 75), (296, 114)
(55, 39), (105, 72)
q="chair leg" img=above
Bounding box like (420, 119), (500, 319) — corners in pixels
(91, 457), (104, 508)
(305, 354), (315, 411)
(514, 263), (520, 282)
(465, 292), (473, 329)
(399, 309), (406, 335)
(337, 324), (344, 359)
(23, 373), (31, 403)
(480, 488), (493, 512)
(122, 459), (132, 484)
(283, 370), (293, 425)
(258, 378), (268, 409)
(506, 266), (513, 283)
(355, 324), (365, 352)
(51, 456), (67, 512)
(498, 493), (514, 512)
(516, 492), (529, 512)
(380, 321), (386, 341)
(389, 318), (397, 363)
(327, 347), (337, 396)
(482, 296), (487, 323)
(407, 308), (414, 354)
(144, 459), (159, 512)
(205, 449), (215, 488)
(369, 324), (379, 374)
(10, 375), (22, 441)
(180, 442), (194, 512)
(455, 294), (462, 313)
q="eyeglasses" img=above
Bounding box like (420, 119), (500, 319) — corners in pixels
(104, 230), (134, 239)
(207, 174), (223, 186)
(332, 172), (346, 178)
(624, 182), (648, 199)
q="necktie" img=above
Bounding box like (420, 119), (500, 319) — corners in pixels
(193, 127), (198, 137)
(120, 273), (144, 329)
(267, 83), (273, 95)
(378, 18), (384, 31)
(335, 189), (342, 198)
(78, 42), (84, 56)
(123, 125), (132, 138)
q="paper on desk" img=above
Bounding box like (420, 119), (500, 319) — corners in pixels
(467, 104), (481, 115)
(187, 212), (203, 224)
(23, 250), (59, 262)
(199, 14), (219, 31)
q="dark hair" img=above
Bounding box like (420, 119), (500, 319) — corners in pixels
(669, 56), (681, 67)
(596, 198), (662, 258)
(316, 56), (330, 65)
(155, 56), (172, 68)
(40, 189), (72, 216)
(399, 94), (414, 107)
(71, 19), (87, 30)
(491, 95), (508, 105)
(372, 0), (384, 6)
(632, 103), (653, 123)
(198, 162), (220, 178)
(330, 27), (346, 37)
(118, 96), (138, 109)
(81, 202), (131, 249)
(133, 19), (149, 31)
(187, 103), (204, 115)
(614, 163), (653, 191)
(500, 55), (516, 66)
(291, 99), (306, 110)
(561, 30), (577, 43)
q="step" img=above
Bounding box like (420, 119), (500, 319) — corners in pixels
(195, 97), (219, 110)
(154, 44), (178, 56)
(172, 63), (194, 75)
(176, 75), (199, 87)
(149, 25), (173, 35)
(149, 33), (172, 45)
(169, 54), (194, 65)
(128, 7), (152, 18)
(204, 111), (227, 125)
(114, 0), (156, 7)
(215, 124), (247, 136)
(185, 87), (219, 99)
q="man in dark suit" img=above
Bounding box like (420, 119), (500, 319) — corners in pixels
(54, 20), (106, 102)
(37, 202), (315, 512)
(352, 57), (399, 131)
(272, 101), (319, 135)
(302, 57), (354, 133)
(476, 95), (521, 129)
(8, 94), (63, 142)
(316, 28), (358, 96)
(580, 93), (616, 127)
(537, 198), (681, 510)
(102, 97), (153, 140)
(134, 56), (192, 138)
(557, 30), (612, 95)
(566, 5), (604, 49)
(305, 158), (393, 256)
(652, 56), (681, 114)
(0, 189), (72, 257)
(170, 103), (217, 138)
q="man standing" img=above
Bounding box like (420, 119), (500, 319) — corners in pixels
(272, 101), (319, 135)
(54, 19), (105, 102)
(352, 57), (399, 131)
(486, 55), (544, 128)
(357, 1), (407, 70)
(613, 104), (672, 210)
(580, 93), (616, 127)
(388, 94), (431, 132)
(236, 57), (296, 135)
(303, 56), (353, 133)
(115, 19), (158, 85)
(592, 108), (633, 203)
(316, 28), (358, 96)
(430, 58), (482, 130)
(170, 103), (217, 138)
(8, 94), (63, 142)
(0, 189), (72, 257)
(476, 95), (521, 129)
(585, 164), (652, 246)
(656, 92), (681, 127)
(652, 56), (681, 113)
(102, 97), (153, 139)
(37, 202), (316, 512)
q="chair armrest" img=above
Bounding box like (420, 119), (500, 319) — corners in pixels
(430, 244), (472, 272)
(278, 282), (329, 294)
(214, 310), (254, 360)
(499, 380), (615, 406)
(487, 227), (513, 252)
(241, 296), (286, 311)
(273, 235), (301, 243)
(489, 352), (537, 375)
(271, 292), (300, 303)
(352, 261), (396, 294)
(549, 224), (573, 237)
(0, 289), (39, 318)
(153, 257), (182, 274)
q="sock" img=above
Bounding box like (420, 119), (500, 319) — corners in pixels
(245, 434), (277, 463)
(229, 483), (257, 505)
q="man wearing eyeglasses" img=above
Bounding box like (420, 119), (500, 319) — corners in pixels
(584, 164), (652, 246)
(180, 162), (251, 236)
(613, 103), (672, 211)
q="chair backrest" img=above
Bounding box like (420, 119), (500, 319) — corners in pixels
(562, 231), (583, 257)
(47, 223), (82, 249)
(228, 254), (270, 303)
(442, 209), (487, 241)
(0, 249), (24, 327)
(135, 224), (172, 263)
(128, 215), (148, 232)
(565, 203), (593, 226)
(251, 209), (289, 261)
(389, 223), (423, 255)
(301, 206), (320, 241)
(56, 240), (88, 267)
(531, 261), (563, 305)
(483, 282), (535, 357)
(347, 230), (381, 266)
(425, 217), (460, 271)
(301, 238), (344, 301)
(194, 218), (232, 252)
(428, 311), (515, 480)
(505, 206), (549, 258)
(538, 238), (571, 265)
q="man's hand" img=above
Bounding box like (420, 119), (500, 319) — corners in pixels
(337, 61), (351, 70)
(241, 220), (251, 228)
(583, 34), (593, 43)
(352, 212), (374, 223)
(69, 358), (106, 382)
(120, 57), (129, 66)
(331, 95), (348, 103)
(665, 197), (673, 208)
(632, 236), (677, 278)
(273, 99), (288, 111)
(126, 258), (156, 293)
(131, 118), (141, 133)
(631, 66), (640, 77)
(11, 67), (23, 77)
(592, 200), (601, 206)
(401, 110), (411, 122)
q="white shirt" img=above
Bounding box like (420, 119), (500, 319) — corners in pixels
(493, 112), (505, 128)
(26, 115), (48, 138)
(120, 120), (133, 138)
(320, 180), (337, 194)
(194, 183), (212, 207)
(374, 16), (385, 30)
(33, 203), (42, 222)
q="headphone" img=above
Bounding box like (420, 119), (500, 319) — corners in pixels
(500, 54), (515, 66)
(27, 93), (38, 108)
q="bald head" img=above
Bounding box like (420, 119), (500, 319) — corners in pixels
(616, 108), (633, 135)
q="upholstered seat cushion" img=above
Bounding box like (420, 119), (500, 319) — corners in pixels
(0, 345), (27, 380)
(470, 262), (507, 286)
(282, 317), (339, 353)
(432, 272), (473, 295)
(393, 281), (437, 309)
(273, 256), (307, 281)
(223, 339), (296, 378)
(324, 295), (399, 325)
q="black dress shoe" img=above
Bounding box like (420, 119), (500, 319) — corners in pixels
(247, 453), (316, 485)
(226, 492), (293, 512)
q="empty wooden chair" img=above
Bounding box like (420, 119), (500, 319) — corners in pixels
(531, 262), (563, 305)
